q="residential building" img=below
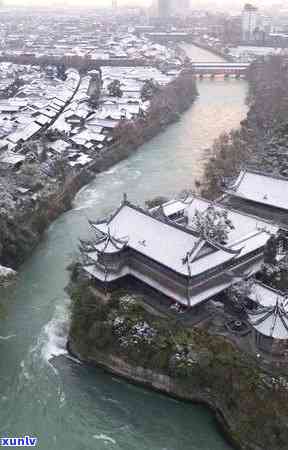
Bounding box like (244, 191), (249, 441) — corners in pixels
(242, 3), (259, 42)
(158, 0), (171, 17)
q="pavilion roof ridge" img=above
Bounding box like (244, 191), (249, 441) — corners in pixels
(230, 167), (288, 189)
(187, 192), (277, 229)
(114, 199), (204, 238)
(252, 281), (287, 298)
(250, 308), (277, 328)
(250, 296), (288, 321)
(100, 231), (129, 253)
(124, 200), (246, 255)
(89, 195), (275, 264)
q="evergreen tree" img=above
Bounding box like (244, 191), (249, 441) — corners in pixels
(191, 206), (234, 244)
(107, 80), (123, 98)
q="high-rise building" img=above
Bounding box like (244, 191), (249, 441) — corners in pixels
(158, 0), (171, 17)
(242, 4), (259, 42)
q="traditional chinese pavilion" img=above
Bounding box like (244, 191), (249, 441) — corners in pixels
(224, 169), (288, 230)
(80, 195), (278, 308)
(248, 282), (288, 355)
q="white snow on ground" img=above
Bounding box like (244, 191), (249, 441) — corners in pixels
(0, 265), (16, 285)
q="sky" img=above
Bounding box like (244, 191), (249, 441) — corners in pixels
(7, 0), (188, 5)
(4, 0), (151, 6)
(2, 0), (278, 11)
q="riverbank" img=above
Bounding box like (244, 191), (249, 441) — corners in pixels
(67, 342), (243, 450)
(67, 283), (288, 450)
(0, 69), (197, 269)
(201, 55), (288, 199)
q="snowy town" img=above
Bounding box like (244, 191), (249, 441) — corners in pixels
(0, 43), (181, 170)
(0, 28), (184, 241)
(1, 3), (288, 450)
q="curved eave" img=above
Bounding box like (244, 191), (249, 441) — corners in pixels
(249, 310), (288, 340)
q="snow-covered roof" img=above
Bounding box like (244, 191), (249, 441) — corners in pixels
(84, 125), (103, 134)
(0, 151), (25, 165)
(161, 199), (190, 217)
(74, 129), (106, 143)
(49, 139), (70, 154)
(7, 121), (41, 143)
(248, 283), (288, 340)
(83, 246), (263, 308)
(51, 116), (71, 134)
(226, 169), (288, 211)
(69, 154), (92, 167)
(0, 265), (16, 285)
(92, 205), (200, 276)
(249, 282), (284, 307)
(39, 108), (58, 119)
(159, 196), (277, 247)
(185, 196), (277, 246)
(88, 118), (118, 129)
(90, 203), (274, 278)
(35, 114), (51, 126)
(90, 231), (129, 254)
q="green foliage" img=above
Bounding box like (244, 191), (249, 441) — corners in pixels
(141, 79), (161, 102)
(190, 206), (234, 244)
(264, 236), (278, 265)
(145, 196), (169, 210)
(201, 130), (253, 199)
(107, 80), (123, 98)
(228, 278), (254, 310)
(69, 281), (288, 450)
(56, 63), (67, 81)
(203, 56), (288, 199)
(88, 321), (113, 349)
(69, 282), (110, 349)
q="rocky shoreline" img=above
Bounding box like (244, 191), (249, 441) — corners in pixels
(67, 281), (288, 450)
(67, 339), (245, 450)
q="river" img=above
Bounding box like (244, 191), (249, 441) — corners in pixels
(0, 45), (248, 450)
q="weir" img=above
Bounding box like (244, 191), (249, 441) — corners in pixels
(191, 62), (250, 77)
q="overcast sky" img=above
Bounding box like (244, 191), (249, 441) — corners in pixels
(6, 0), (149, 5)
(3, 0), (277, 11)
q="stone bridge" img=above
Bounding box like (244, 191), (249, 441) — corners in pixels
(190, 62), (250, 78)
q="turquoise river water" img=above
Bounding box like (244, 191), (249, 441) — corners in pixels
(0, 45), (248, 450)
